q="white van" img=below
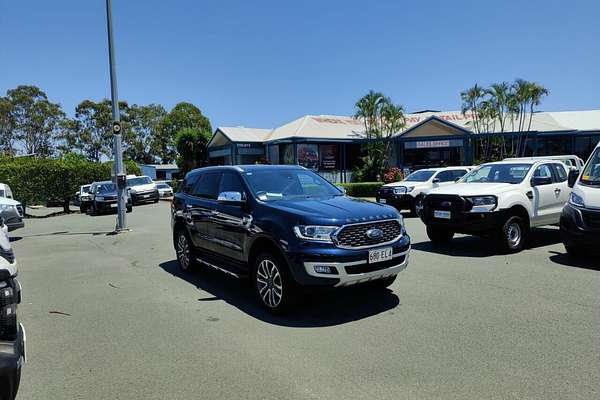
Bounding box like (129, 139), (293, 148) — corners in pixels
(0, 183), (14, 199)
(559, 142), (600, 255)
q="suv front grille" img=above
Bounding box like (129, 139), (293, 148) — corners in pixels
(334, 220), (402, 248)
(582, 209), (600, 230)
(0, 278), (18, 340)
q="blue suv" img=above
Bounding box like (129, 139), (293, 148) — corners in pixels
(171, 165), (411, 312)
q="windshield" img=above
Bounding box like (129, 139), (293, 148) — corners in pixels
(156, 183), (170, 189)
(128, 177), (153, 186)
(244, 169), (341, 201)
(580, 148), (600, 186)
(81, 185), (90, 193)
(461, 163), (532, 184)
(97, 183), (116, 193)
(405, 170), (436, 182)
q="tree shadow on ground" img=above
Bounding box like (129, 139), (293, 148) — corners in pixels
(411, 227), (563, 258)
(159, 260), (400, 328)
(548, 251), (600, 271)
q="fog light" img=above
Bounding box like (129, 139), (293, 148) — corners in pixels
(314, 265), (337, 274)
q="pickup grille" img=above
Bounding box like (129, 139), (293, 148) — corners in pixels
(582, 209), (600, 230)
(0, 278), (18, 340)
(335, 220), (402, 248)
(16, 205), (23, 217)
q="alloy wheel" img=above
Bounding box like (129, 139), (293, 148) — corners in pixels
(256, 259), (283, 308)
(177, 233), (190, 270)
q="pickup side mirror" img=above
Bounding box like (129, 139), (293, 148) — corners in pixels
(432, 178), (440, 184)
(567, 169), (579, 188)
(217, 191), (245, 206)
(531, 176), (553, 187)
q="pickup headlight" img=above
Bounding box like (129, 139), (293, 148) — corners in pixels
(405, 186), (414, 193)
(0, 204), (15, 211)
(569, 192), (585, 208)
(467, 195), (497, 212)
(392, 187), (405, 194)
(293, 225), (339, 242)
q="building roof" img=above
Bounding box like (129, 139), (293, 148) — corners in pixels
(140, 164), (180, 171)
(209, 110), (600, 147)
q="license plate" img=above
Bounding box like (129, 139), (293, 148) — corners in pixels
(143, 194), (150, 198)
(110, 203), (117, 208)
(368, 247), (393, 264)
(434, 210), (451, 219)
(378, 198), (387, 204)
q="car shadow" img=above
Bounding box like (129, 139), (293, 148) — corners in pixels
(159, 260), (400, 327)
(412, 227), (563, 258)
(548, 251), (600, 271)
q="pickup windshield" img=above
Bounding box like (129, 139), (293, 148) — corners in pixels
(244, 169), (342, 201)
(404, 170), (436, 182)
(461, 163), (532, 184)
(580, 148), (600, 186)
(128, 177), (152, 186)
(97, 183), (116, 193)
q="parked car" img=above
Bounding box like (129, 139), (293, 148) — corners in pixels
(77, 184), (92, 212)
(505, 155), (584, 172)
(420, 160), (571, 252)
(156, 182), (173, 198)
(89, 181), (133, 215)
(560, 141), (600, 255)
(171, 165), (411, 312)
(0, 220), (25, 400)
(127, 176), (159, 205)
(376, 167), (473, 216)
(0, 198), (24, 232)
(0, 183), (15, 200)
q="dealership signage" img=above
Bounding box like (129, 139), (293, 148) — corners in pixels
(404, 139), (463, 149)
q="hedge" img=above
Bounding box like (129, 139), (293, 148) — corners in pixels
(0, 157), (141, 212)
(338, 182), (383, 198)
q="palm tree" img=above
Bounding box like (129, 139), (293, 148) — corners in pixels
(527, 83), (549, 131)
(460, 84), (484, 133)
(354, 90), (386, 140)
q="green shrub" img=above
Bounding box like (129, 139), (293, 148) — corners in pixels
(0, 157), (141, 211)
(339, 182), (383, 197)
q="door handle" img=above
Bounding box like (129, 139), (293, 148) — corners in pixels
(554, 188), (561, 194)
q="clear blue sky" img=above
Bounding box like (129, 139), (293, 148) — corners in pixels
(1, 0), (599, 130)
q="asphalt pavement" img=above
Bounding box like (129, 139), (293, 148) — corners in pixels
(10, 202), (600, 399)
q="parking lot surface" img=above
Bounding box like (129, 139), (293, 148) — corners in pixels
(11, 202), (600, 399)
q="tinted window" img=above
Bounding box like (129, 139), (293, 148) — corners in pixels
(534, 164), (553, 180)
(193, 173), (221, 199)
(552, 163), (567, 182)
(244, 169), (341, 201)
(182, 174), (200, 194)
(462, 164), (531, 184)
(405, 170), (436, 182)
(435, 170), (456, 182)
(219, 172), (245, 195)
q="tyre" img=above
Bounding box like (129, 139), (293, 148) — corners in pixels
(253, 252), (296, 313)
(564, 241), (582, 258)
(426, 225), (454, 244)
(126, 205), (132, 213)
(498, 215), (527, 253)
(79, 204), (87, 214)
(174, 229), (199, 272)
(90, 202), (97, 216)
(413, 195), (424, 217)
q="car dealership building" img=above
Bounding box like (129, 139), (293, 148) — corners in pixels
(207, 110), (600, 182)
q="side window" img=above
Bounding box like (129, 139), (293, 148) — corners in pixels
(552, 163), (567, 182)
(452, 170), (468, 180)
(182, 173), (200, 194)
(533, 164), (553, 184)
(192, 173), (221, 200)
(436, 170), (455, 182)
(218, 172), (245, 195)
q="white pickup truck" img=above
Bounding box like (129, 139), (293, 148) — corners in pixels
(420, 160), (573, 252)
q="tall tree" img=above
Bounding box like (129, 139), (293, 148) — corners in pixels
(125, 103), (167, 164)
(157, 102), (212, 163)
(174, 128), (212, 173)
(460, 84), (485, 133)
(0, 97), (15, 155)
(56, 117), (82, 157)
(6, 85), (64, 157)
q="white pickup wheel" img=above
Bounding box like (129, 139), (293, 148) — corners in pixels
(499, 216), (527, 252)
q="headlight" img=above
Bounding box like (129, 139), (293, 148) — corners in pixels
(293, 225), (339, 242)
(95, 196), (105, 201)
(405, 186), (415, 193)
(467, 195), (497, 212)
(392, 187), (406, 194)
(0, 204), (15, 211)
(569, 192), (585, 208)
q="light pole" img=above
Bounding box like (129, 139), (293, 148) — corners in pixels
(105, 0), (127, 231)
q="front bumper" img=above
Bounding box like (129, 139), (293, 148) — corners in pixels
(1, 210), (24, 232)
(0, 323), (26, 399)
(285, 234), (411, 287)
(560, 203), (600, 249)
(375, 193), (416, 211)
(131, 190), (159, 203)
(421, 208), (509, 235)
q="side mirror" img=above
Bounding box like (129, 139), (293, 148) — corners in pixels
(568, 169), (579, 188)
(432, 178), (440, 184)
(217, 191), (245, 206)
(336, 185), (347, 195)
(531, 176), (553, 186)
